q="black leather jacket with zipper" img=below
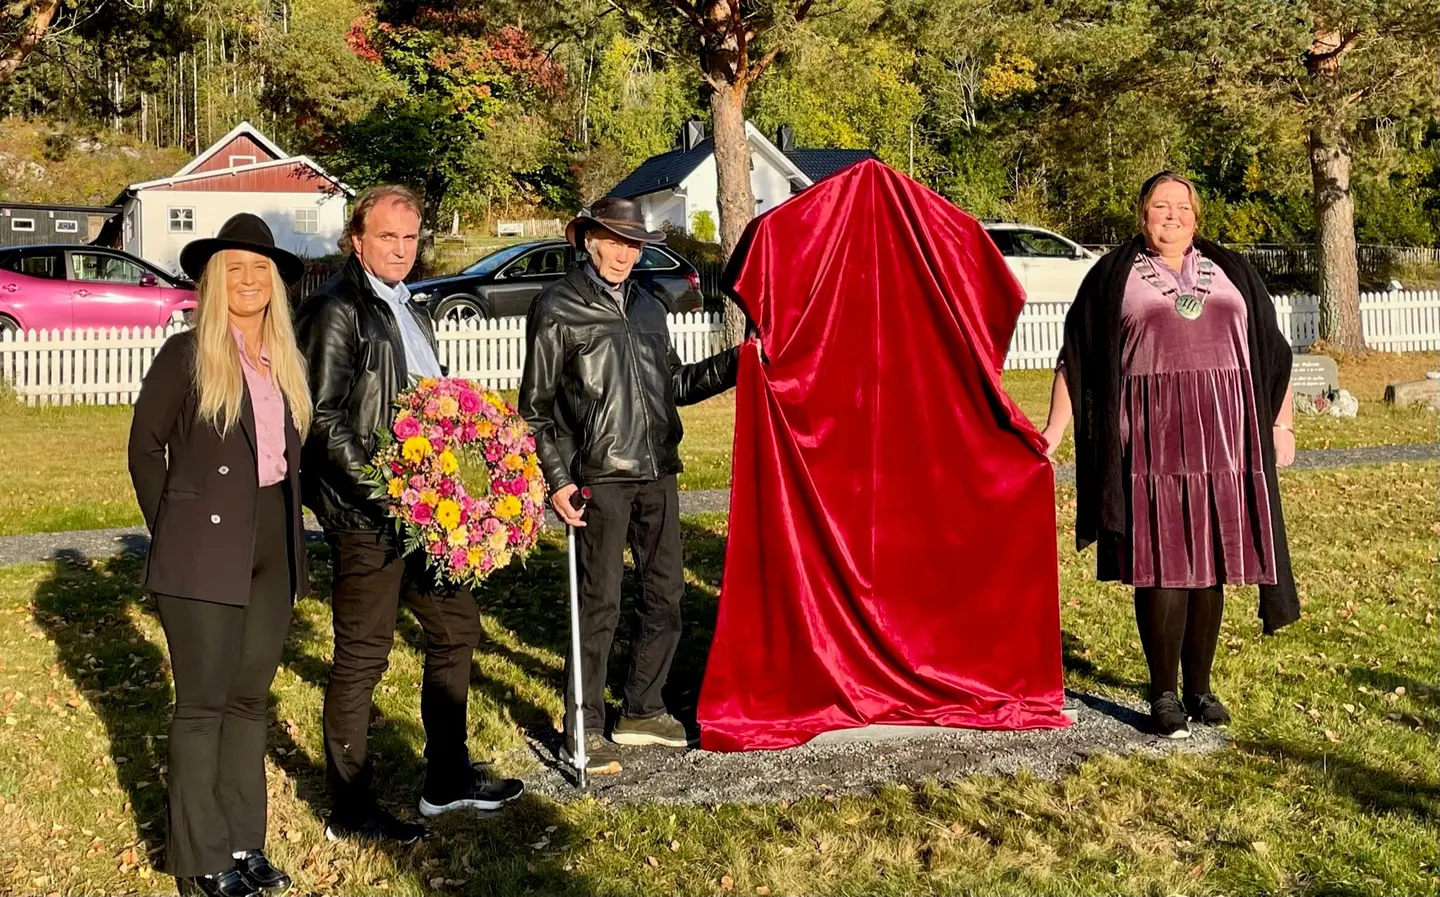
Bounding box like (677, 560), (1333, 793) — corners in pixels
(296, 254), (441, 532)
(519, 265), (739, 491)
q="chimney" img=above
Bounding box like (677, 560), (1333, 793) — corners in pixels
(680, 119), (705, 152)
(776, 123), (795, 153)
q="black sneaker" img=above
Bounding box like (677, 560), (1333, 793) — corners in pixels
(177, 868), (260, 897)
(232, 850), (291, 896)
(419, 772), (525, 817)
(560, 732), (623, 775)
(1185, 693), (1232, 727)
(611, 711), (691, 747)
(323, 805), (425, 845)
(1150, 692), (1191, 739)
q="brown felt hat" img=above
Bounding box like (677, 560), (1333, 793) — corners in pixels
(565, 197), (666, 248)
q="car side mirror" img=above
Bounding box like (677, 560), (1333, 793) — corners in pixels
(1073, 247), (1088, 260)
(139, 273), (158, 287)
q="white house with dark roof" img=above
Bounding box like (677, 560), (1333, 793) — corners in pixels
(607, 121), (877, 235)
(112, 122), (353, 276)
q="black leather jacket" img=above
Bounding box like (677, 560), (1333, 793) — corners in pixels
(519, 266), (739, 490)
(295, 254), (440, 532)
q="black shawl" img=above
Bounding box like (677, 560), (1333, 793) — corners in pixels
(1058, 235), (1299, 634)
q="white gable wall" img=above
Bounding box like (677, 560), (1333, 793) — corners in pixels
(127, 190), (347, 276)
(636, 138), (800, 235)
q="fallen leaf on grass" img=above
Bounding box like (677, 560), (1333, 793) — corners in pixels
(720, 875), (735, 891)
(669, 839), (680, 852)
(1252, 841), (1269, 856)
(645, 855), (659, 867)
(756, 887), (771, 896)
(1324, 729), (1341, 743)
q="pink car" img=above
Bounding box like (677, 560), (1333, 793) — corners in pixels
(0, 244), (196, 335)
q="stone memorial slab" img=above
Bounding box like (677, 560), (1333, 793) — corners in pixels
(1291, 355), (1339, 396)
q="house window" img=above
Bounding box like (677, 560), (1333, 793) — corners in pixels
(10, 217), (35, 232)
(228, 154), (257, 167)
(168, 207), (195, 233)
(294, 208), (319, 234)
(54, 219), (80, 234)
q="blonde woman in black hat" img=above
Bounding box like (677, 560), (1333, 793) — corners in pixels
(519, 197), (741, 775)
(128, 213), (311, 897)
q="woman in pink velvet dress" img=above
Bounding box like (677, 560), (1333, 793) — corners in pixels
(1041, 171), (1298, 739)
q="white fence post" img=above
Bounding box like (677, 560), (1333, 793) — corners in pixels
(6, 296), (1439, 405)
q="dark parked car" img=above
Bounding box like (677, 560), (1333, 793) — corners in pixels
(408, 239), (705, 325)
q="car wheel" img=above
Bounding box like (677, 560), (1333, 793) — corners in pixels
(435, 294), (490, 327)
(0, 315), (18, 340)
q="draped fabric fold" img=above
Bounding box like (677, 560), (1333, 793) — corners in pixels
(697, 159), (1069, 752)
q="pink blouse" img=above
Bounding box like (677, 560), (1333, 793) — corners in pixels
(232, 325), (288, 487)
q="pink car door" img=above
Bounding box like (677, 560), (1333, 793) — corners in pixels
(0, 248), (73, 332)
(67, 250), (171, 330)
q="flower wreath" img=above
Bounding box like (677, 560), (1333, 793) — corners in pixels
(362, 377), (548, 588)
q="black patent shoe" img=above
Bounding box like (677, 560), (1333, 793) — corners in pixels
(176, 867), (261, 897)
(234, 850), (292, 895)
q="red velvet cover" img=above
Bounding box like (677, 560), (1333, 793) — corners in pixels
(697, 159), (1069, 751)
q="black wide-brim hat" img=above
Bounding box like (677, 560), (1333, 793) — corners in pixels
(566, 196), (666, 248)
(179, 212), (306, 284)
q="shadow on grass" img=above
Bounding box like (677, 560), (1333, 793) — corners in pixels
(1239, 737), (1438, 823)
(31, 543), (596, 893)
(1346, 666), (1439, 728)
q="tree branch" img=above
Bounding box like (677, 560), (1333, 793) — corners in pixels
(0, 0), (59, 83)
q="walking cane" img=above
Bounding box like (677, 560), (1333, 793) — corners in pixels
(566, 486), (593, 788)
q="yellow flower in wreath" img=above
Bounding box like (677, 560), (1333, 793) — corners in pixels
(436, 499), (461, 530)
(402, 435), (432, 463)
(495, 495), (522, 519)
(503, 453), (524, 471)
(438, 450), (459, 475)
(387, 478), (405, 498)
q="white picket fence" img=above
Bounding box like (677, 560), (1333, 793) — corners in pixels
(3, 292), (1437, 405)
(1003, 289), (1440, 370)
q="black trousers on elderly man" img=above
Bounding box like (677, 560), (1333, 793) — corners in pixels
(565, 474), (685, 735)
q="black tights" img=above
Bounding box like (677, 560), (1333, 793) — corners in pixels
(1133, 586), (1224, 701)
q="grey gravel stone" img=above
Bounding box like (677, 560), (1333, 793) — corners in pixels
(512, 692), (1226, 806)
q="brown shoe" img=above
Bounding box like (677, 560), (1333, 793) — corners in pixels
(561, 733), (622, 774)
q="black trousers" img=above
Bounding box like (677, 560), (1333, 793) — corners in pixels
(566, 475), (685, 734)
(157, 484), (293, 877)
(322, 529), (482, 816)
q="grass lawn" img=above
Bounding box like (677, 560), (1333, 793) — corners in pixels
(0, 461), (1435, 895)
(2, 353), (1434, 537)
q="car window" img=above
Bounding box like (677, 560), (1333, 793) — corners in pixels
(71, 252), (145, 285)
(634, 247), (677, 271)
(1, 250), (62, 279)
(985, 230), (1020, 256)
(1011, 230), (1077, 259)
(463, 243), (532, 276)
(502, 247), (567, 278)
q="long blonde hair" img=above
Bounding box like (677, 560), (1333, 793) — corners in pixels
(192, 251), (313, 438)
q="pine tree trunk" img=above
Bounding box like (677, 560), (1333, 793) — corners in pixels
(710, 79), (753, 347)
(1308, 120), (1364, 352)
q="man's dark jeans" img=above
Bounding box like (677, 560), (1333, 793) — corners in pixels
(322, 530), (481, 815)
(566, 475), (685, 734)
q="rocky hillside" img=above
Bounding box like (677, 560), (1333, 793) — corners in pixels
(0, 118), (188, 206)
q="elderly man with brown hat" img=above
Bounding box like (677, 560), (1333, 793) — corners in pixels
(519, 197), (740, 775)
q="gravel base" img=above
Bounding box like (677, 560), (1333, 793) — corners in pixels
(513, 692), (1227, 806)
(0, 444), (1431, 569)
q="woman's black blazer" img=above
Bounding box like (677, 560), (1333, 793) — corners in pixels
(128, 330), (308, 606)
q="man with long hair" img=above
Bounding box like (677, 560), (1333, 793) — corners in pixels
(295, 186), (523, 844)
